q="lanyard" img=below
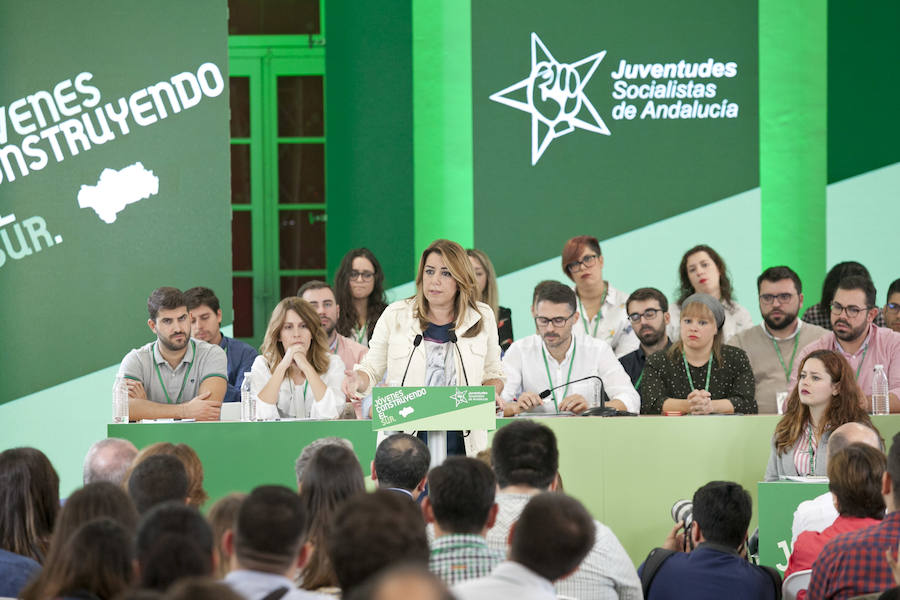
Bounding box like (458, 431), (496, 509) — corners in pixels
(541, 337), (576, 413)
(806, 424), (817, 474)
(771, 335), (800, 382)
(855, 345), (869, 379)
(355, 322), (367, 345)
(151, 341), (195, 404)
(682, 351), (713, 391)
(634, 371), (644, 390)
(579, 286), (607, 337)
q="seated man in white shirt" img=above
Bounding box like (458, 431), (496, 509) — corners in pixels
(790, 421), (882, 543)
(501, 281), (640, 415)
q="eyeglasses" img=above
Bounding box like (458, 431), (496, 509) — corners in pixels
(534, 312), (576, 328)
(565, 254), (599, 274)
(830, 302), (869, 318)
(627, 308), (663, 323)
(350, 270), (375, 281)
(759, 293), (795, 305)
(887, 303), (900, 314)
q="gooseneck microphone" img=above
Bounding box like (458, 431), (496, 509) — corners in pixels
(400, 335), (423, 386)
(448, 330), (470, 385)
(538, 375), (631, 416)
(538, 375), (603, 400)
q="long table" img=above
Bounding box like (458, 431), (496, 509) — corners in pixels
(109, 415), (900, 566)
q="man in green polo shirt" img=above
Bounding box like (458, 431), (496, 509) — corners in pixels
(117, 287), (227, 421)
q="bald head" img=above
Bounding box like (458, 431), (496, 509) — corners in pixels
(828, 422), (881, 459)
(83, 438), (138, 485)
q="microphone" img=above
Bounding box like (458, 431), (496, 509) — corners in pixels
(448, 330), (469, 385)
(399, 335), (423, 386)
(538, 375), (630, 417)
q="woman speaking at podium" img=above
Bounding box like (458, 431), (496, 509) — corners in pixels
(344, 239), (504, 459)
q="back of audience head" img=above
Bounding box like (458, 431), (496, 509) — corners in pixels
(207, 492), (246, 579)
(295, 436), (354, 488)
(136, 502), (214, 591)
(327, 490), (429, 595)
(491, 420), (558, 490)
(163, 577), (245, 600)
(300, 444), (366, 589)
(510, 493), (595, 582)
(818, 261), (872, 311)
(828, 443), (886, 519)
(373, 433), (431, 494)
(22, 518), (133, 600)
(424, 457), (497, 535)
(0, 447), (59, 562)
(692, 481), (751, 549)
(828, 421), (883, 457)
(127, 442), (208, 508)
(346, 565), (454, 600)
(231, 485), (309, 575)
(83, 437), (138, 485)
(127, 454), (189, 514)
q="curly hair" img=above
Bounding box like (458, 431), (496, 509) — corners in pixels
(677, 244), (735, 307)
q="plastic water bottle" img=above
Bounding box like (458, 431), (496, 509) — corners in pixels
(872, 364), (890, 415)
(111, 377), (129, 424)
(240, 373), (255, 421)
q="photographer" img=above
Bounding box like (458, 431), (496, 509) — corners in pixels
(638, 481), (781, 600)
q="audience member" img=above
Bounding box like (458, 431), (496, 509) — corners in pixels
(117, 286), (227, 420)
(803, 261), (886, 329)
(785, 443), (886, 596)
(327, 491), (430, 596)
(561, 235), (638, 356)
(185, 286), (259, 404)
(250, 296), (346, 419)
(372, 433), (431, 498)
(487, 420), (641, 599)
(729, 266), (828, 414)
(21, 518), (133, 600)
(792, 422), (883, 542)
(295, 436), (354, 489)
(127, 454), (190, 514)
(792, 275), (900, 410)
(300, 281), (369, 417)
(641, 293), (756, 415)
(765, 350), (873, 480)
(501, 281), (639, 415)
(668, 244), (753, 342)
(299, 444), (366, 593)
(423, 457), (503, 585)
(886, 279), (900, 333)
(207, 492), (246, 579)
(619, 287), (672, 395)
(346, 565), (454, 600)
(334, 247), (389, 347)
(638, 481), (778, 600)
(455, 492), (595, 600)
(164, 577), (246, 600)
(467, 248), (514, 352)
(82, 437), (138, 485)
(137, 502), (215, 591)
(808, 431), (900, 599)
(127, 442), (209, 508)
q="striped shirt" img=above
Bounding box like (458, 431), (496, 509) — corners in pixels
(429, 533), (504, 586)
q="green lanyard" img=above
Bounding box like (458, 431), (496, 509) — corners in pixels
(634, 371), (644, 390)
(682, 351), (713, 391)
(771, 335), (800, 382)
(541, 337), (576, 413)
(854, 345), (869, 379)
(806, 425), (817, 474)
(355, 322), (367, 345)
(151, 341), (195, 404)
(578, 286), (607, 337)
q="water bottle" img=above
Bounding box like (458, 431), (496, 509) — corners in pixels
(240, 373), (254, 421)
(872, 364), (890, 415)
(111, 376), (129, 424)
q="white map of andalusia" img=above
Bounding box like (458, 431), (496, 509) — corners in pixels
(77, 162), (159, 224)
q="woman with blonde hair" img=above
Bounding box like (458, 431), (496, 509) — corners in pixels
(467, 248), (513, 352)
(250, 297), (345, 419)
(345, 239), (504, 457)
(641, 293), (756, 415)
(764, 349), (874, 480)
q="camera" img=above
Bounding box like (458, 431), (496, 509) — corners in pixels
(671, 500), (694, 552)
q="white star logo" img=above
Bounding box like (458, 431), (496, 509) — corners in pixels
(450, 388), (469, 408)
(490, 32), (610, 165)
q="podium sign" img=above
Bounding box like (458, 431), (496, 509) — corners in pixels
(372, 386), (496, 432)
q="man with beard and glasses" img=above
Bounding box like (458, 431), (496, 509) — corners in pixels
(728, 267), (827, 414)
(500, 281), (639, 415)
(885, 278), (900, 334)
(619, 288), (673, 396)
(117, 287), (227, 420)
(299, 281), (369, 417)
(792, 275), (900, 412)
